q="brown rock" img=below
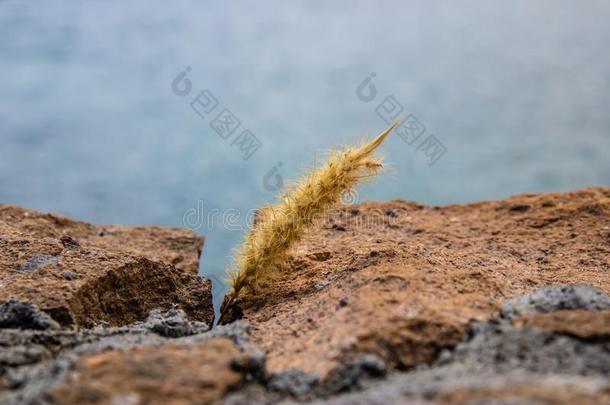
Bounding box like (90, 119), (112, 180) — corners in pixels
(435, 381), (610, 405)
(514, 310), (610, 341)
(0, 204), (212, 327)
(46, 338), (248, 405)
(240, 187), (610, 377)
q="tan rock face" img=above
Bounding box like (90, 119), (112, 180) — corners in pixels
(240, 187), (610, 376)
(0, 205), (212, 327)
(434, 381), (610, 405)
(46, 338), (247, 405)
(513, 310), (610, 341)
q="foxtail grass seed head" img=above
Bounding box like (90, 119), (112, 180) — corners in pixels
(224, 121), (399, 308)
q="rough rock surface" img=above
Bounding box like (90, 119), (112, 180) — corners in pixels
(0, 309), (262, 404)
(1, 187), (610, 404)
(301, 318), (610, 404)
(240, 187), (610, 377)
(46, 338), (249, 404)
(500, 283), (610, 319)
(225, 284), (610, 404)
(513, 309), (610, 341)
(0, 300), (60, 331)
(0, 204), (212, 327)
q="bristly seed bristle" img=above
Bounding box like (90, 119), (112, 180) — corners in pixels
(225, 120), (399, 304)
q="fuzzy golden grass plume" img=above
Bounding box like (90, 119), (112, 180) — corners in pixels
(219, 120), (399, 322)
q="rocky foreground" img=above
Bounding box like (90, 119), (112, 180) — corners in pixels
(1, 187), (609, 404)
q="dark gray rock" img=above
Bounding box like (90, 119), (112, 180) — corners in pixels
(145, 308), (209, 338)
(0, 300), (60, 330)
(500, 284), (610, 319)
(2, 358), (72, 404)
(0, 345), (48, 369)
(231, 347), (267, 384)
(19, 254), (60, 272)
(384, 208), (399, 217)
(204, 320), (257, 349)
(4, 291), (610, 405)
(61, 271), (78, 281)
(59, 235), (80, 249)
(451, 321), (610, 376)
(268, 368), (319, 397)
(313, 319), (610, 404)
(0, 314), (254, 404)
(205, 321), (267, 382)
(324, 355), (387, 394)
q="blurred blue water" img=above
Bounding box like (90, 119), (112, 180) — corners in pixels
(1, 1), (609, 310)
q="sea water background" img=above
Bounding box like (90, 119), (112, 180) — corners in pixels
(1, 1), (609, 310)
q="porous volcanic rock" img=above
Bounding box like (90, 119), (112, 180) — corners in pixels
(239, 187), (610, 377)
(0, 204), (212, 327)
(225, 287), (610, 404)
(2, 188), (610, 404)
(0, 312), (261, 404)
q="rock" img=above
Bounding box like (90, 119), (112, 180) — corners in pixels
(59, 235), (80, 249)
(307, 251), (332, 262)
(20, 254), (61, 272)
(2, 188), (610, 404)
(0, 300), (60, 330)
(451, 321), (610, 376)
(240, 187), (610, 377)
(45, 338), (252, 405)
(318, 373), (610, 405)
(3, 358), (72, 401)
(323, 355), (387, 394)
(61, 271), (78, 281)
(0, 345), (48, 368)
(500, 284), (610, 319)
(145, 308), (209, 338)
(267, 368), (319, 398)
(384, 208), (399, 217)
(513, 310), (610, 341)
(312, 318), (610, 404)
(0, 315), (259, 403)
(0, 204), (212, 327)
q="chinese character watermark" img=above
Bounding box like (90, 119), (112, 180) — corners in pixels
(172, 66), (262, 160)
